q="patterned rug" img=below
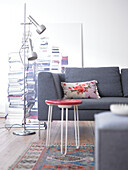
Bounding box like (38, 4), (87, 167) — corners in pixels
(9, 142), (94, 170)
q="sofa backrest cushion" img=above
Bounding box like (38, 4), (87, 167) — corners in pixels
(65, 67), (123, 97)
(121, 69), (128, 97)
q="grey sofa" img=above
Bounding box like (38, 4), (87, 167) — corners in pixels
(38, 67), (128, 121)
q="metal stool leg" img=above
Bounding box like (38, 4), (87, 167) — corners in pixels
(48, 105), (53, 147)
(74, 105), (78, 148)
(61, 108), (64, 154)
(65, 107), (68, 155)
(46, 105), (52, 148)
(76, 105), (80, 149)
(46, 105), (51, 147)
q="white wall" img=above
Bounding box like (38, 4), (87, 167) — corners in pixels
(0, 0), (128, 111)
(26, 0), (128, 68)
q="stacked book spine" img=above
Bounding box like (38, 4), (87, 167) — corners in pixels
(7, 52), (24, 124)
(26, 63), (36, 106)
(50, 46), (61, 73)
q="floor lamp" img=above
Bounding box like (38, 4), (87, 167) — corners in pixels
(13, 3), (46, 136)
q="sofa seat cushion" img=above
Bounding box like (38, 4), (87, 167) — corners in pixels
(65, 67), (123, 97)
(74, 97), (128, 110)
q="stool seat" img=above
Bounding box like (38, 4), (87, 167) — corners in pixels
(45, 99), (82, 105)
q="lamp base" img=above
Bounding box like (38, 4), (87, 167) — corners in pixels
(13, 129), (36, 136)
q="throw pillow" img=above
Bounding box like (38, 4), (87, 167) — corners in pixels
(61, 80), (100, 99)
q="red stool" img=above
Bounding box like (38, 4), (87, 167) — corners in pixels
(45, 99), (82, 155)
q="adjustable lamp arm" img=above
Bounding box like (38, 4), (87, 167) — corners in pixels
(28, 15), (46, 34)
(28, 15), (39, 27)
(28, 38), (33, 51)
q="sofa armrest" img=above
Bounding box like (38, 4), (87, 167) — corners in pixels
(38, 72), (63, 121)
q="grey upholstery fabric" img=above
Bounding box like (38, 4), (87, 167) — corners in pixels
(95, 112), (128, 170)
(58, 73), (65, 82)
(77, 97), (128, 110)
(121, 69), (128, 97)
(52, 73), (63, 99)
(38, 72), (62, 121)
(65, 67), (123, 97)
(67, 109), (107, 121)
(95, 111), (128, 129)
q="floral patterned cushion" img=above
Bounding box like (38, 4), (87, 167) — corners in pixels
(61, 80), (100, 99)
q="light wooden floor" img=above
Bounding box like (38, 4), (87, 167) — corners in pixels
(0, 119), (95, 170)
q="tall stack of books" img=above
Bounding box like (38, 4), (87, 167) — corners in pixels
(61, 56), (68, 73)
(36, 37), (66, 73)
(50, 46), (61, 73)
(7, 52), (24, 124)
(36, 37), (51, 72)
(7, 52), (37, 125)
